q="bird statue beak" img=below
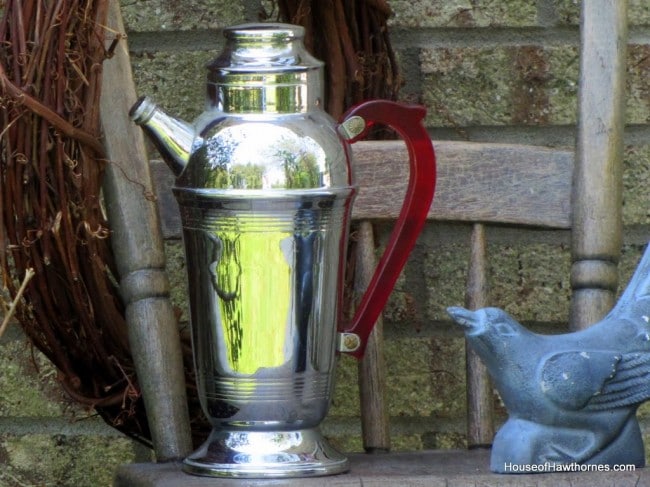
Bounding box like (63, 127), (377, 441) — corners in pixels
(447, 306), (481, 334)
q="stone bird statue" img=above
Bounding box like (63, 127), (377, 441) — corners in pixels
(447, 244), (650, 473)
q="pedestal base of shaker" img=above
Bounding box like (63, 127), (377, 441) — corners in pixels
(182, 428), (350, 478)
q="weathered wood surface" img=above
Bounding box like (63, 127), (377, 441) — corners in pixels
(114, 449), (647, 487)
(100, 0), (193, 460)
(465, 223), (494, 448)
(354, 221), (390, 453)
(351, 140), (572, 226)
(152, 140), (574, 238)
(570, 0), (627, 330)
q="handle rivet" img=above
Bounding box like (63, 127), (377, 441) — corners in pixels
(338, 116), (366, 141)
(337, 332), (361, 353)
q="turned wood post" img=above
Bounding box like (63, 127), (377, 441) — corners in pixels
(570, 0), (627, 330)
(100, 1), (193, 460)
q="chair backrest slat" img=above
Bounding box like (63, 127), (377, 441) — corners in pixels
(351, 141), (573, 228)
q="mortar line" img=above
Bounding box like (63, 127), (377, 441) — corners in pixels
(0, 416), (130, 437)
(125, 25), (650, 55)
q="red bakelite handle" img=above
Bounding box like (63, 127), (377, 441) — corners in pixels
(340, 100), (436, 358)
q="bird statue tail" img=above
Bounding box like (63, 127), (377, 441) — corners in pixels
(605, 242), (650, 319)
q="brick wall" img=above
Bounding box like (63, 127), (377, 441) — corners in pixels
(1, 0), (650, 484)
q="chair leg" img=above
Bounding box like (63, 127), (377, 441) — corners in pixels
(100, 0), (193, 460)
(570, 0), (627, 331)
(355, 221), (391, 453)
(465, 223), (494, 448)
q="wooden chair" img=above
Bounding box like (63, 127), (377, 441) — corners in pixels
(352, 0), (628, 455)
(351, 140), (575, 454)
(112, 0), (646, 485)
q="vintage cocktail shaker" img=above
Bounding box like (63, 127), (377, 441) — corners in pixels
(130, 23), (435, 478)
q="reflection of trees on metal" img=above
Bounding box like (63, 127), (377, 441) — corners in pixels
(231, 165), (265, 189)
(207, 230), (292, 374)
(267, 0), (400, 119)
(207, 232), (244, 367)
(205, 127), (238, 188)
(277, 147), (321, 189)
(203, 124), (328, 190)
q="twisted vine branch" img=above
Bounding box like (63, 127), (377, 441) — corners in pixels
(0, 0), (148, 442)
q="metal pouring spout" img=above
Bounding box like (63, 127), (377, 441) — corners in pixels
(129, 96), (195, 176)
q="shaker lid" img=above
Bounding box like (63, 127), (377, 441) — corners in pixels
(206, 23), (324, 113)
(208, 23), (323, 74)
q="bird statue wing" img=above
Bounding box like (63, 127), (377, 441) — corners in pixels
(540, 351), (621, 410)
(604, 242), (650, 320)
(586, 351), (650, 411)
(541, 350), (650, 411)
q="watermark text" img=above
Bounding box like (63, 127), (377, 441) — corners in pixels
(503, 462), (636, 473)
